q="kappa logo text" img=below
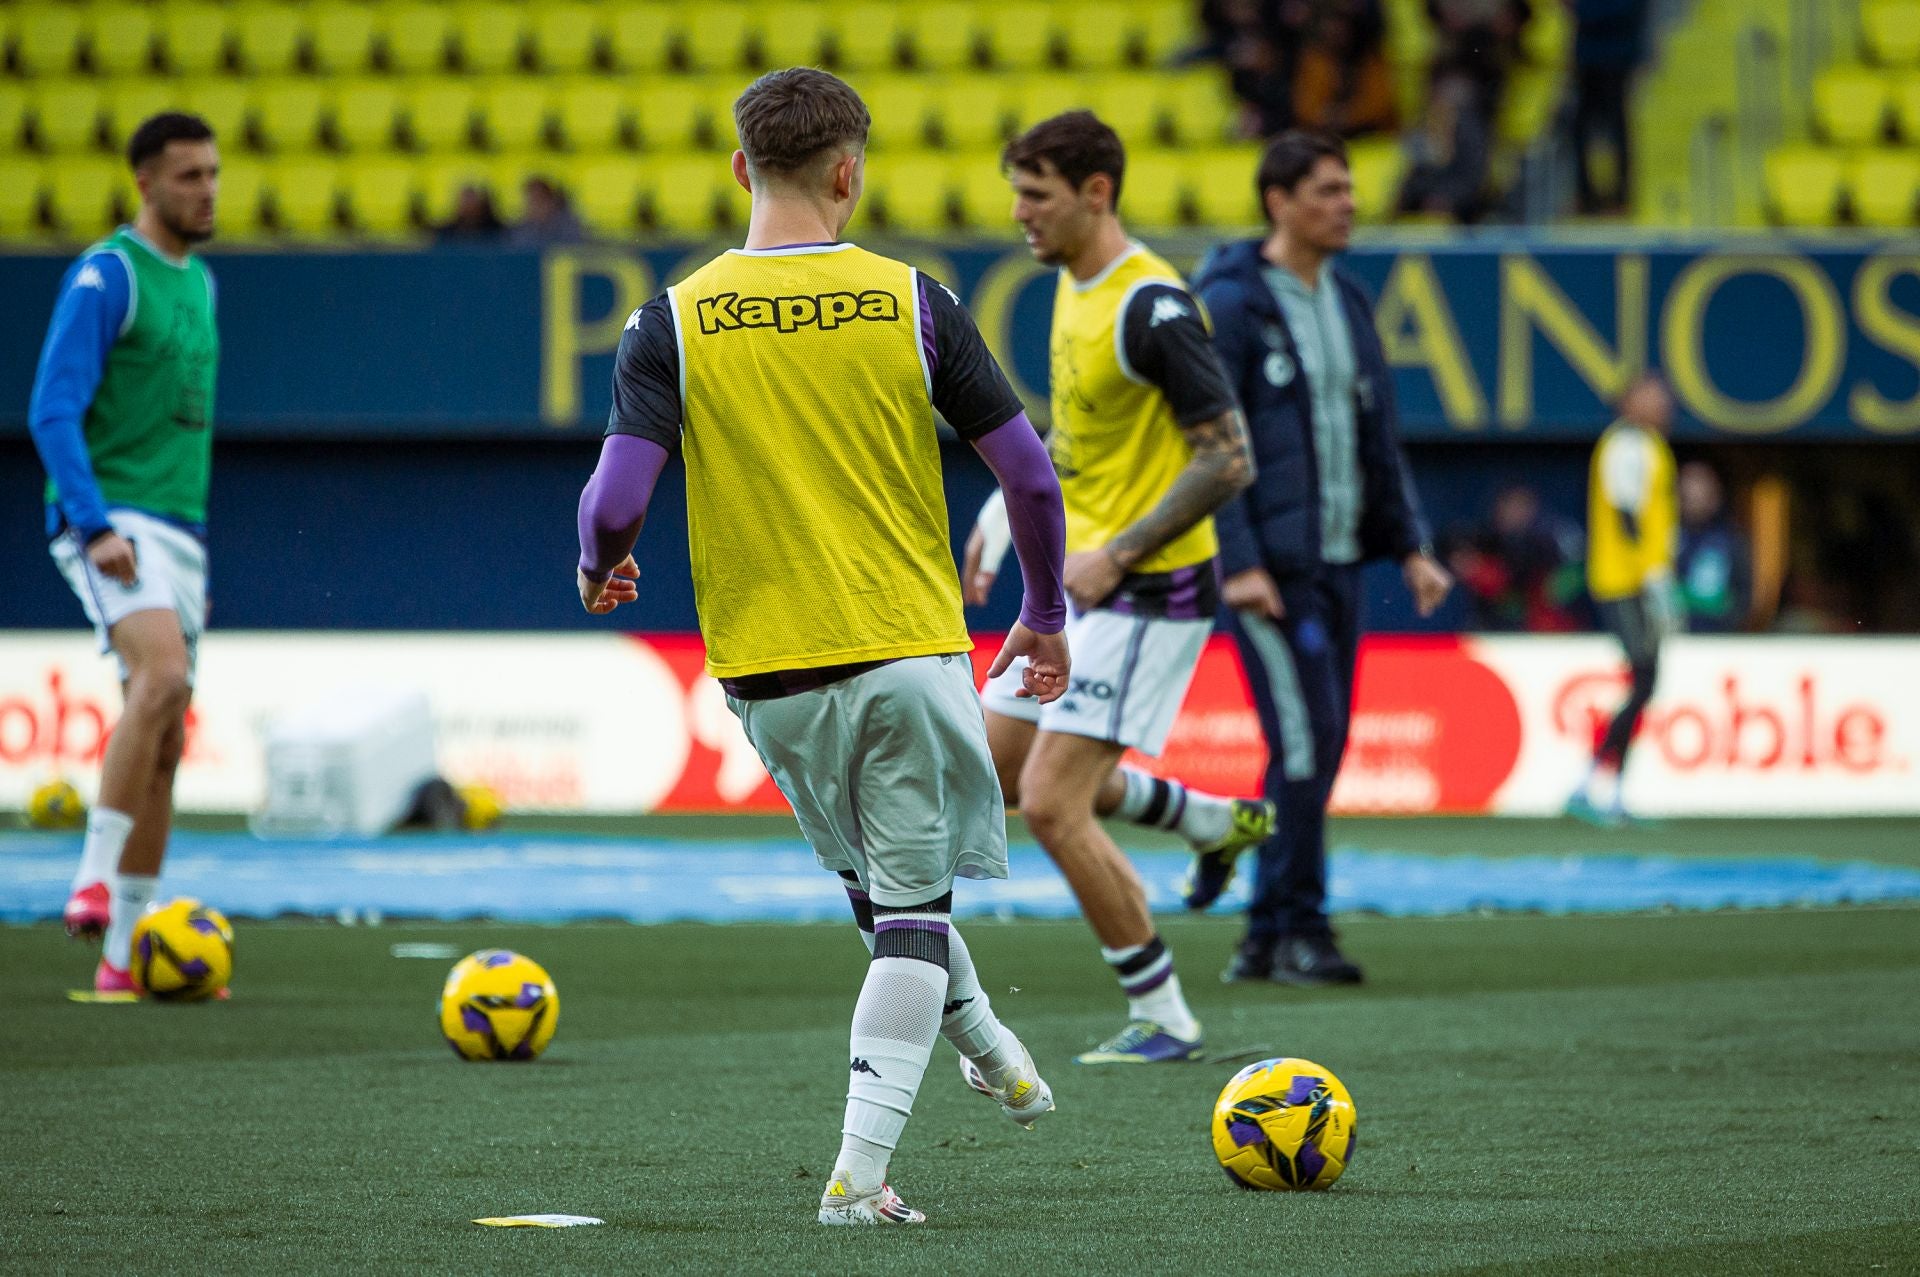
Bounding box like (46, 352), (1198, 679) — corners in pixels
(696, 290), (899, 335)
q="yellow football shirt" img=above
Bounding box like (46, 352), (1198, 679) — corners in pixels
(1587, 419), (1677, 603)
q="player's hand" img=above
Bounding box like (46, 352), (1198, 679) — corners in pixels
(988, 622), (1070, 703)
(578, 556), (640, 615)
(1063, 548), (1125, 613)
(87, 532), (138, 587)
(1222, 566), (1284, 619)
(1403, 552), (1453, 618)
(961, 523), (996, 606)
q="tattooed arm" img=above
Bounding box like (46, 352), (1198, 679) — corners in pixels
(1107, 406), (1256, 571)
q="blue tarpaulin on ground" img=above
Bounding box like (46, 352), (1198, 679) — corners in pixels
(3, 833), (1918, 924)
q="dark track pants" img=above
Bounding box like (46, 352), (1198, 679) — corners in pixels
(1224, 563), (1364, 946)
(1596, 592), (1663, 769)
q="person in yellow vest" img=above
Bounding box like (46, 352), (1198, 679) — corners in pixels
(965, 112), (1268, 1065)
(574, 69), (1070, 1226)
(1570, 372), (1681, 826)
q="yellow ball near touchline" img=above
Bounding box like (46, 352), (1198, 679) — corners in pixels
(457, 783), (503, 831)
(27, 777), (87, 830)
(130, 899), (234, 1002)
(438, 950), (559, 1062)
(1211, 1057), (1357, 1191)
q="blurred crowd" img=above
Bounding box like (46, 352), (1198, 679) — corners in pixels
(435, 176), (585, 246)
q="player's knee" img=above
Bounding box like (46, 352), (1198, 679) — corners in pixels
(126, 666), (191, 721)
(1019, 785), (1085, 848)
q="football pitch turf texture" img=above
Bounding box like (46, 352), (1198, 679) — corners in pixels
(4, 818), (1918, 1274)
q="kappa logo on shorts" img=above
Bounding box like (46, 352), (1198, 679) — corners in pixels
(695, 290), (900, 335)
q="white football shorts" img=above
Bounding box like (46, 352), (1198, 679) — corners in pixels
(50, 508), (209, 683)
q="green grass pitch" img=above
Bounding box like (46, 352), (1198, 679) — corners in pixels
(3, 820), (1918, 1274)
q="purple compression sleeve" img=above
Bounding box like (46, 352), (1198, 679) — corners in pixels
(577, 434), (671, 581)
(971, 412), (1067, 634)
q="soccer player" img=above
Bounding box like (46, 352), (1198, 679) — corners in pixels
(1568, 372), (1679, 826)
(967, 111), (1261, 1065)
(28, 113), (221, 996)
(574, 69), (1069, 1226)
(1190, 131), (1451, 986)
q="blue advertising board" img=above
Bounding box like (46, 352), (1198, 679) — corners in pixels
(3, 237), (1918, 441)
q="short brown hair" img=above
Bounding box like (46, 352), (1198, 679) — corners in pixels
(1002, 110), (1126, 209)
(1256, 130), (1348, 206)
(733, 68), (870, 176)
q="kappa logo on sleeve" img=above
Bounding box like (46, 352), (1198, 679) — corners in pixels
(695, 289), (900, 335)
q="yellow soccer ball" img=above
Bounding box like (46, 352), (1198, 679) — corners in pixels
(27, 777), (87, 830)
(457, 783), (503, 831)
(1211, 1057), (1357, 1191)
(130, 899), (235, 1002)
(438, 950), (559, 1062)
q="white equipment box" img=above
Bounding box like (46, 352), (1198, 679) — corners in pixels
(253, 685), (438, 837)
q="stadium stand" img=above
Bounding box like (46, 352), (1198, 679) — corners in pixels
(0, 0), (1570, 242)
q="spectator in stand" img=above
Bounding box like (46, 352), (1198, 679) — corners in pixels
(1676, 461), (1750, 633)
(1285, 0), (1399, 136)
(508, 177), (586, 247)
(1426, 0), (1531, 101)
(1570, 0), (1650, 215)
(1444, 483), (1586, 631)
(1395, 69), (1494, 220)
(1203, 0), (1298, 136)
(434, 184), (504, 244)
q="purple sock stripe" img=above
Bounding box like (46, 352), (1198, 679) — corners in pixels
(1123, 963), (1175, 997)
(874, 917), (951, 934)
(843, 886), (870, 903)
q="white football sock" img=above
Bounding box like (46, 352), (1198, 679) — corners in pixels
(1131, 973), (1200, 1042)
(834, 955), (945, 1192)
(1115, 768), (1234, 848)
(1102, 936), (1201, 1041)
(73, 806), (134, 893)
(102, 873), (157, 972)
(941, 926), (1022, 1088)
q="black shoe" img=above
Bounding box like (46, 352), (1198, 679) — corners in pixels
(1220, 943), (1274, 984)
(1181, 799), (1276, 911)
(1271, 934), (1364, 986)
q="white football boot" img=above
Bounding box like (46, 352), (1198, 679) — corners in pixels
(817, 1177), (926, 1225)
(959, 1039), (1056, 1129)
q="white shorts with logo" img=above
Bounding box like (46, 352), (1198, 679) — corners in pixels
(981, 607), (1212, 756)
(50, 509), (209, 683)
(727, 653), (1008, 908)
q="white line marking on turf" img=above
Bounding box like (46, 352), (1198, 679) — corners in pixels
(390, 943), (461, 959)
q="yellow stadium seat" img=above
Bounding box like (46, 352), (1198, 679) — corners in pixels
(309, 2), (378, 74)
(103, 82), (180, 151)
(648, 152), (728, 233)
(1190, 147), (1261, 227)
(1005, 74), (1087, 135)
(252, 79), (327, 152)
(756, 2), (831, 68)
(1814, 67), (1892, 144)
(632, 81), (710, 151)
(955, 154), (1014, 229)
(87, 4), (159, 76)
(479, 80), (553, 152)
(1849, 149), (1920, 225)
(681, 2), (752, 72)
(608, 6), (675, 72)
(824, 3), (902, 71)
(13, 6), (84, 76)
(157, 2), (232, 76)
(874, 154), (954, 230)
(556, 80), (627, 151)
(381, 3), (453, 74)
(570, 155), (643, 235)
(0, 81), (31, 150)
(1160, 69), (1233, 144)
(978, 2), (1058, 71)
(0, 159), (47, 238)
(343, 158), (419, 236)
(900, 3), (979, 71)
(232, 4), (303, 74)
(1091, 74), (1163, 148)
(529, 2), (602, 73)
(1057, 7), (1133, 70)
(419, 155), (491, 223)
(48, 158), (125, 237)
(331, 79), (403, 151)
(183, 81), (250, 148)
(454, 2), (528, 74)
(1121, 150), (1186, 228)
(31, 81), (105, 153)
(1892, 74), (1920, 141)
(1763, 146), (1845, 226)
(216, 158), (270, 239)
(930, 79), (1009, 149)
(858, 78), (934, 149)
(1864, 0), (1920, 66)
(271, 158), (343, 235)
(1133, 0), (1198, 64)
(406, 80), (479, 151)
(1350, 140), (1406, 221)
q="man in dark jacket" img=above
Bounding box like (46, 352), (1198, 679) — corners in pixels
(1187, 130), (1453, 985)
